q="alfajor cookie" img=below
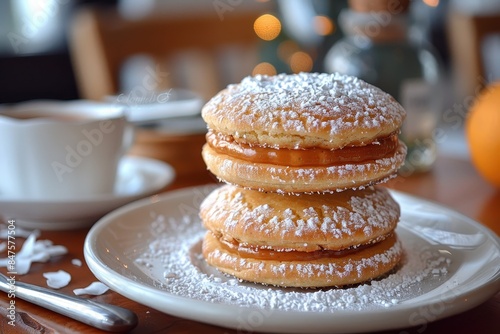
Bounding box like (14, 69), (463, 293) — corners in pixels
(201, 72), (407, 193)
(200, 184), (403, 287)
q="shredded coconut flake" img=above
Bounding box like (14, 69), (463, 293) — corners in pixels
(73, 282), (110, 296)
(0, 233), (68, 275)
(72, 258), (83, 267)
(0, 226), (40, 239)
(43, 270), (71, 289)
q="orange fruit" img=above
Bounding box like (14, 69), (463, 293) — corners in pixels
(465, 82), (500, 187)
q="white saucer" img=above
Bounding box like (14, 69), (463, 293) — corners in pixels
(84, 186), (500, 333)
(4, 91), (204, 124)
(0, 156), (175, 230)
(105, 88), (204, 123)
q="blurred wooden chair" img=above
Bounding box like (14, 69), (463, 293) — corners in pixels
(447, 10), (500, 98)
(69, 5), (261, 101)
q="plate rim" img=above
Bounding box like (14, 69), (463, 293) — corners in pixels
(84, 185), (500, 333)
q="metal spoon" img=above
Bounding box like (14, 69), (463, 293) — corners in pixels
(0, 273), (137, 332)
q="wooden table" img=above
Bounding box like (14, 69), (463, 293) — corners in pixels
(1, 156), (499, 333)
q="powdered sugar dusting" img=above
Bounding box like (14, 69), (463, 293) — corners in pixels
(202, 72), (406, 149)
(201, 185), (399, 250)
(205, 234), (402, 283)
(132, 213), (453, 312)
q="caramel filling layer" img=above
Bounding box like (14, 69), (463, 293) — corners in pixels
(206, 131), (399, 166)
(217, 236), (392, 262)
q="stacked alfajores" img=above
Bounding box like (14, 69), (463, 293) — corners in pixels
(199, 72), (407, 287)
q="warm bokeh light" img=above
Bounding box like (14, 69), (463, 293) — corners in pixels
(254, 14), (281, 41)
(252, 62), (277, 76)
(289, 51), (313, 73)
(312, 16), (335, 36)
(277, 40), (300, 62)
(423, 0), (439, 7)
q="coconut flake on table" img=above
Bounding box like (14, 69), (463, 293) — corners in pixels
(43, 270), (71, 289)
(73, 282), (110, 296)
(0, 232), (68, 275)
(72, 258), (83, 267)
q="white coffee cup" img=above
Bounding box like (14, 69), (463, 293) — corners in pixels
(0, 100), (133, 199)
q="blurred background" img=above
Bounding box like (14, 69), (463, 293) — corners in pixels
(0, 0), (499, 163)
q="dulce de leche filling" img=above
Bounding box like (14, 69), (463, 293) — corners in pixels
(217, 236), (387, 262)
(206, 130), (399, 166)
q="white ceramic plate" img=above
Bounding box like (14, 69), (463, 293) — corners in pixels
(0, 156), (175, 230)
(84, 186), (500, 333)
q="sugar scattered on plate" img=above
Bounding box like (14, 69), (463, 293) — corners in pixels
(131, 214), (453, 313)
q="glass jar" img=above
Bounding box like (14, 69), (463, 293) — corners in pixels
(324, 1), (442, 175)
